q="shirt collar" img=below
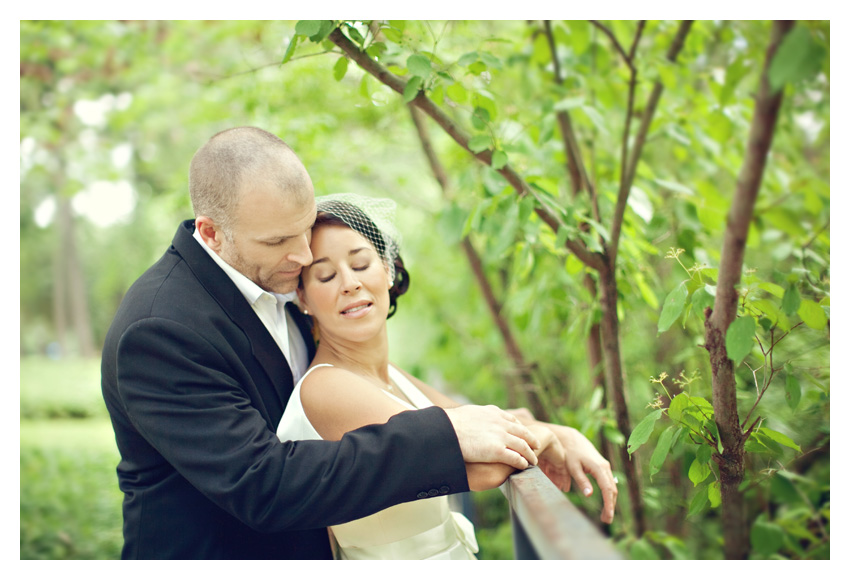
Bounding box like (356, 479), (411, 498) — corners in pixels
(192, 225), (297, 306)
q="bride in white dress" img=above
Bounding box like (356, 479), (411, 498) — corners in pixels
(276, 194), (598, 559)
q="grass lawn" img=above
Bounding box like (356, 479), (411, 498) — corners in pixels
(20, 357), (124, 559)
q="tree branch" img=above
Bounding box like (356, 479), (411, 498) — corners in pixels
(543, 21), (582, 195)
(609, 20), (693, 266)
(710, 20), (793, 333)
(408, 104), (550, 419)
(589, 20), (633, 70)
(328, 26), (606, 271)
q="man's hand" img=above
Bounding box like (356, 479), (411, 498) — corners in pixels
(509, 408), (618, 524)
(444, 405), (540, 470)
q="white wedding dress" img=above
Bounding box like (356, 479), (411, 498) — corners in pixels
(277, 364), (479, 560)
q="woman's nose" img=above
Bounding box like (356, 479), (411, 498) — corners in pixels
(340, 269), (362, 294)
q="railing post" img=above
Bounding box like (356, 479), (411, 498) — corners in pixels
(509, 506), (540, 559)
(500, 466), (622, 559)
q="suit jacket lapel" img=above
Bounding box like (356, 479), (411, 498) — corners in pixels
(170, 220), (295, 419)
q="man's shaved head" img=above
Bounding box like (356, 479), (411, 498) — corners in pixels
(189, 127), (313, 233)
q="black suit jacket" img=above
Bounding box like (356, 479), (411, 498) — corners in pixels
(101, 220), (469, 559)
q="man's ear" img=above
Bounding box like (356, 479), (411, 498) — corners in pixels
(195, 217), (223, 252)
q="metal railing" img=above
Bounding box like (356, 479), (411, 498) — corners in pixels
(501, 466), (622, 559)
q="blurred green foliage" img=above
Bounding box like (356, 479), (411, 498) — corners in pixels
(20, 358), (122, 559)
(20, 20), (829, 559)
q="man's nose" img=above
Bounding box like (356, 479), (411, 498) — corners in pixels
(288, 234), (312, 266)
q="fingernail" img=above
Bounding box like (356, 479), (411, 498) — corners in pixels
(584, 487), (592, 496)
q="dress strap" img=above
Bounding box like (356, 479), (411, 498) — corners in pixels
(299, 363), (334, 383)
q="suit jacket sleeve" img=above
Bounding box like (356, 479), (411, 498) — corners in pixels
(115, 316), (469, 533)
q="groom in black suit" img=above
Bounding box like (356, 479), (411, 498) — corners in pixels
(101, 127), (540, 559)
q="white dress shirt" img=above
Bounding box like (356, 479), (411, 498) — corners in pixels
(192, 227), (309, 384)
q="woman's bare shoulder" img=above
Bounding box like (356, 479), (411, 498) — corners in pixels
(299, 364), (409, 440)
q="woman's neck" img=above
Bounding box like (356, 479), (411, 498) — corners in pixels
(312, 329), (391, 384)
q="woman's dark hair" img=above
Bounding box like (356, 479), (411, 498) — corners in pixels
(312, 207), (409, 319)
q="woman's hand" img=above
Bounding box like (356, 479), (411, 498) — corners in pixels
(508, 408), (619, 524)
(546, 423), (618, 524)
(525, 423), (571, 492)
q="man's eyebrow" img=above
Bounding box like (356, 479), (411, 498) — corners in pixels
(310, 247), (370, 266)
(260, 218), (317, 243)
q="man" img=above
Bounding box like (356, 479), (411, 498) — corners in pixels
(101, 127), (543, 559)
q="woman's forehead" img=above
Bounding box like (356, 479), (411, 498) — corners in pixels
(311, 224), (376, 255)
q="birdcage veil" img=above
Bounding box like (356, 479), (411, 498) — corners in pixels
(314, 193), (402, 279)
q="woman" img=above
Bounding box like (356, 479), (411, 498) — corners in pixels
(276, 194), (569, 559)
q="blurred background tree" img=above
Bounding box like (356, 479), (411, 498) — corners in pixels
(20, 20), (829, 560)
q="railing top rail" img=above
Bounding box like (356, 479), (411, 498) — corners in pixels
(501, 466), (622, 560)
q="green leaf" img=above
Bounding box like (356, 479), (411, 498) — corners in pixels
(311, 20), (334, 42)
(667, 393), (688, 423)
(403, 76), (422, 103)
(457, 51), (479, 67)
(446, 82), (467, 104)
(690, 286), (715, 317)
(751, 517), (786, 554)
(436, 204), (467, 246)
(688, 457), (711, 486)
(688, 485), (709, 517)
(332, 56), (348, 81)
(725, 316), (756, 365)
(785, 370), (801, 410)
(655, 178), (694, 195)
(295, 20), (322, 37)
(768, 25), (826, 92)
(467, 134), (491, 153)
(708, 480), (721, 508)
(627, 409), (663, 456)
(383, 27), (402, 44)
(781, 283), (801, 316)
(696, 443), (713, 464)
(798, 299), (828, 330)
(471, 106), (490, 130)
(649, 426), (676, 480)
(758, 282), (785, 298)
(752, 298), (780, 326)
(468, 61), (487, 75)
(565, 253), (583, 275)
(719, 55), (748, 106)
(406, 54), (432, 79)
(759, 426), (802, 453)
(343, 23), (365, 46)
(630, 537), (661, 560)
(478, 51), (502, 70)
(553, 96), (585, 111)
(491, 150), (508, 170)
(366, 41), (387, 59)
(657, 282), (689, 333)
(282, 35), (299, 64)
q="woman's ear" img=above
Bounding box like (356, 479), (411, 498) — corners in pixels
(296, 288), (310, 316)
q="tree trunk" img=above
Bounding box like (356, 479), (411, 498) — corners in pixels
(56, 194), (96, 358)
(704, 20), (793, 560)
(52, 213), (68, 356)
(598, 264), (645, 535)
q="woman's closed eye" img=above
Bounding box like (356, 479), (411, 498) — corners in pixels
(316, 263), (371, 283)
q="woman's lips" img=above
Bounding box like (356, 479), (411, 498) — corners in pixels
(340, 301), (373, 318)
